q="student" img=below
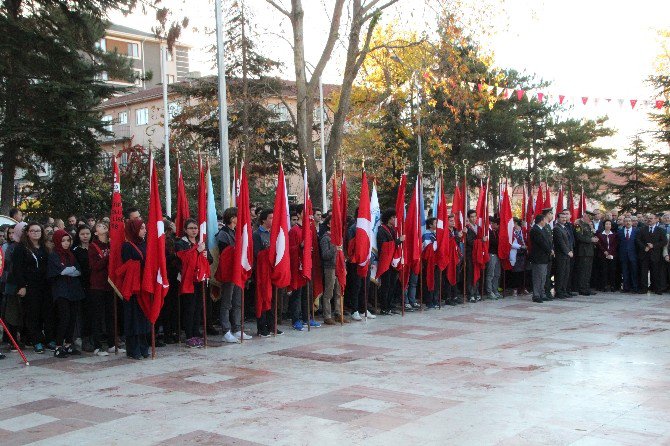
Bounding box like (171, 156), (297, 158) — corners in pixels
(175, 218), (212, 348)
(2, 223), (22, 352)
(48, 230), (86, 358)
(73, 225), (93, 352)
(121, 219), (150, 360)
(12, 222), (52, 353)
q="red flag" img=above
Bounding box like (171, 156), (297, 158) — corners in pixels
(568, 186), (577, 223)
(498, 183), (513, 270)
(578, 186), (587, 218)
(404, 177), (421, 275)
(393, 173), (407, 269)
(451, 181), (464, 232)
(340, 173), (348, 240)
(108, 155), (124, 297)
(656, 100), (665, 109)
(534, 183), (544, 217)
(301, 168), (313, 281)
(436, 176), (450, 271)
(269, 164), (291, 288)
(516, 89), (524, 100)
(232, 165), (253, 288)
(522, 184), (527, 222)
(543, 182), (551, 209)
(175, 160), (190, 238)
(351, 171), (372, 277)
(537, 92), (544, 102)
(559, 95), (566, 104)
(556, 185), (564, 214)
(231, 163), (238, 207)
(140, 152), (169, 324)
(630, 99), (637, 109)
(581, 97), (589, 105)
(195, 158), (210, 282)
(472, 178), (489, 284)
(330, 175), (346, 291)
(525, 184), (535, 229)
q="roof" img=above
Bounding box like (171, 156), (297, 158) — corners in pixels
(106, 24), (192, 48)
(96, 77), (341, 110)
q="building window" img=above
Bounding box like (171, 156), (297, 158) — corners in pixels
(136, 108), (148, 126)
(269, 103), (290, 122)
(120, 152), (129, 167)
(118, 111), (128, 125)
(167, 74), (175, 85)
(128, 42), (140, 58)
(168, 101), (182, 118)
(96, 38), (106, 51)
(96, 71), (108, 81)
(102, 115), (113, 132)
(166, 49), (174, 61)
(133, 69), (144, 87)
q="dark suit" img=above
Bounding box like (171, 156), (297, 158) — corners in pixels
(618, 227), (639, 292)
(639, 224), (667, 292)
(553, 223), (571, 298)
(529, 224), (552, 299)
(543, 223), (554, 298)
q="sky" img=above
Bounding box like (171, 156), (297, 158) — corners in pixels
(108, 0), (670, 163)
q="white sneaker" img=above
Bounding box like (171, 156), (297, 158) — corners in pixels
(365, 310), (376, 319)
(351, 311), (362, 321)
(233, 331), (252, 340)
(224, 331), (240, 343)
(94, 348), (109, 357)
(107, 346), (126, 353)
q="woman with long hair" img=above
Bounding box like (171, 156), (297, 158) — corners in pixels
(121, 219), (150, 360)
(11, 222), (52, 353)
(73, 225), (93, 352)
(47, 230), (86, 358)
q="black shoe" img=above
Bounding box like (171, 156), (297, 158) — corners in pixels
(82, 338), (95, 353)
(127, 354), (142, 360)
(655, 291), (663, 295)
(532, 298), (544, 303)
(568, 291), (578, 296)
(579, 292), (590, 296)
(544, 296), (553, 301)
(54, 346), (69, 358)
(0, 352), (5, 360)
(64, 345), (81, 355)
(206, 326), (220, 336)
(273, 329), (284, 336)
(258, 330), (271, 338)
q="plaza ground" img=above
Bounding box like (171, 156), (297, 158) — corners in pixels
(0, 292), (669, 445)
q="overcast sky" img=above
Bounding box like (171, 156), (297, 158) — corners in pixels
(109, 0), (670, 162)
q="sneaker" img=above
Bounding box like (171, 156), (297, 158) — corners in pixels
(107, 346), (126, 353)
(54, 346), (68, 358)
(512, 289), (518, 296)
(0, 352), (5, 360)
(93, 348), (109, 357)
(224, 331), (240, 343)
(274, 329), (284, 335)
(258, 330), (271, 338)
(196, 337), (205, 347)
(469, 296), (477, 303)
(34, 343), (44, 354)
(233, 331), (252, 340)
(82, 338), (95, 353)
(292, 321), (305, 331)
(46, 341), (57, 351)
(64, 345), (81, 355)
(185, 338), (200, 348)
(475, 295), (482, 302)
(365, 310), (376, 319)
(412, 302), (421, 309)
(308, 319), (321, 328)
(351, 311), (362, 321)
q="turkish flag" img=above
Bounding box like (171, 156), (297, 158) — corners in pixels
(108, 155), (125, 298)
(543, 182), (551, 209)
(436, 177), (450, 271)
(139, 152), (169, 324)
(195, 158), (210, 282)
(351, 171), (372, 277)
(232, 165), (253, 288)
(404, 177), (421, 276)
(451, 181), (464, 232)
(175, 160), (190, 238)
(578, 187), (587, 218)
(330, 174), (347, 291)
(340, 173), (348, 241)
(301, 168), (313, 281)
(472, 178), (489, 284)
(393, 173), (407, 270)
(534, 183), (544, 217)
(498, 184), (513, 271)
(556, 185), (564, 214)
(568, 186), (577, 223)
(269, 164), (291, 288)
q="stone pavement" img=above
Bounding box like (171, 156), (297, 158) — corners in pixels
(1, 293), (669, 445)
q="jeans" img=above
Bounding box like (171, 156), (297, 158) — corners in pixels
(290, 286), (308, 324)
(322, 268), (341, 319)
(405, 273), (418, 305)
(220, 282), (241, 333)
(485, 254), (501, 296)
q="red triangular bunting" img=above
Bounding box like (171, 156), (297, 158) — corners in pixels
(630, 99), (637, 109)
(537, 92), (544, 102)
(516, 89), (524, 100)
(581, 97), (588, 105)
(559, 95), (565, 104)
(656, 100), (665, 109)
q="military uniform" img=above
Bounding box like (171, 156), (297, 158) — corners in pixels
(574, 219), (596, 295)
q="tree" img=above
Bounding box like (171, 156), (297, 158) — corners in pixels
(610, 136), (655, 213)
(264, 0), (400, 207)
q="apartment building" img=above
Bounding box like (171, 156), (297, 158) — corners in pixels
(98, 24), (191, 89)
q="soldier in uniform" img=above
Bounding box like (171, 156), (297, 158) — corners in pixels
(542, 208), (554, 300)
(574, 210), (599, 296)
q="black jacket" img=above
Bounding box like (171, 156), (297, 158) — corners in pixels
(639, 224), (667, 262)
(11, 243), (48, 291)
(553, 223), (571, 257)
(529, 225), (552, 264)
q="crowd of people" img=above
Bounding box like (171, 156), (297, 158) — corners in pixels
(0, 203), (667, 362)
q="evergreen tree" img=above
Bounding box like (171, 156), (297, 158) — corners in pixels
(610, 136), (655, 213)
(0, 0), (136, 214)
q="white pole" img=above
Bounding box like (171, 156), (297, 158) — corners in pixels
(161, 46), (172, 216)
(319, 78), (327, 211)
(215, 0), (230, 211)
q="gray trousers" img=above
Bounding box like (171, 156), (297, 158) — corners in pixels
(485, 254), (501, 295)
(531, 263), (548, 299)
(322, 268), (341, 319)
(554, 255), (570, 298)
(220, 282), (242, 333)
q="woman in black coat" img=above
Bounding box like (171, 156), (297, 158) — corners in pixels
(121, 219), (150, 360)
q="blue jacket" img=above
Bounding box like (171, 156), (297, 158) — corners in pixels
(617, 227), (639, 261)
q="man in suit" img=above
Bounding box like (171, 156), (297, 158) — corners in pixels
(529, 214), (552, 303)
(575, 210), (599, 296)
(542, 208), (555, 300)
(618, 216), (639, 293)
(638, 213), (667, 294)
(562, 210), (578, 296)
(553, 211), (573, 299)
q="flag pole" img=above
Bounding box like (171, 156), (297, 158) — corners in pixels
(0, 317), (28, 365)
(363, 157), (368, 322)
(306, 282), (311, 332)
(113, 295), (118, 354)
(202, 280), (208, 348)
(273, 287), (278, 336)
(463, 159), (469, 304)
(241, 287), (245, 342)
(438, 167), (443, 310)
(151, 323), (156, 359)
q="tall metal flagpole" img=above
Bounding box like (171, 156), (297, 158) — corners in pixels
(215, 0), (230, 210)
(160, 46), (172, 216)
(319, 78), (327, 211)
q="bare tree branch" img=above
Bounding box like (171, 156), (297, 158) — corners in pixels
(361, 0), (399, 22)
(264, 0), (291, 17)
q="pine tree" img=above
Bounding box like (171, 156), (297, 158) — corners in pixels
(0, 0), (136, 214)
(611, 136), (655, 213)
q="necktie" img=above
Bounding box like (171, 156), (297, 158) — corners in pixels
(626, 230), (630, 240)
